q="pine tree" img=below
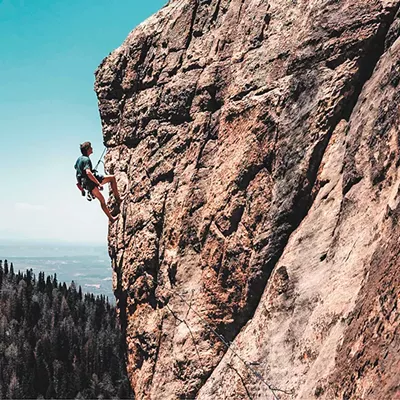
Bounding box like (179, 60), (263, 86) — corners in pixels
(7, 373), (23, 399)
(0, 261), (3, 288)
(34, 339), (50, 397)
(45, 380), (56, 399)
(45, 276), (53, 302)
(37, 272), (45, 292)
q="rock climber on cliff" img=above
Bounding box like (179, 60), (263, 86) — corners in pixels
(75, 141), (122, 224)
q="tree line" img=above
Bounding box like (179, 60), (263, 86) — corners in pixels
(0, 260), (132, 399)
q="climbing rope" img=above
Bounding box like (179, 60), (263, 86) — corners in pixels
(161, 285), (292, 400)
(94, 147), (107, 173)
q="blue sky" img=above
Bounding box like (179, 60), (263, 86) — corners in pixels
(0, 0), (166, 244)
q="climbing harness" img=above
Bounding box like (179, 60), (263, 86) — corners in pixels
(76, 178), (98, 202)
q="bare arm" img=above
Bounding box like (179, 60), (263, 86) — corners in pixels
(86, 169), (101, 187)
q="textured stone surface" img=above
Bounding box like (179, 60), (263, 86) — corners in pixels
(95, 0), (400, 398)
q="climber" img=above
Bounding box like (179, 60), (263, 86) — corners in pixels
(74, 141), (122, 224)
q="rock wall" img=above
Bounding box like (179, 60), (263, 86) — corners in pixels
(95, 0), (400, 398)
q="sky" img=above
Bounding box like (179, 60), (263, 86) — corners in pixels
(0, 0), (166, 244)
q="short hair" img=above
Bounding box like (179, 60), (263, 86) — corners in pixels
(80, 141), (91, 156)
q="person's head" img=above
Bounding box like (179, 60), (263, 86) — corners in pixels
(80, 141), (92, 156)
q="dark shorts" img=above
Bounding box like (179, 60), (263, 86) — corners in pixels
(82, 173), (104, 193)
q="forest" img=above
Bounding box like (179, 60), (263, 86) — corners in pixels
(0, 260), (132, 399)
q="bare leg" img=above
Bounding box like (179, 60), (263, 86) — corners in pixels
(91, 187), (117, 223)
(102, 175), (121, 203)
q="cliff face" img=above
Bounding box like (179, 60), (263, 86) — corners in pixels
(95, 1), (400, 399)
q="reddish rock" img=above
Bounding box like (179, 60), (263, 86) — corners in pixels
(95, 0), (400, 398)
